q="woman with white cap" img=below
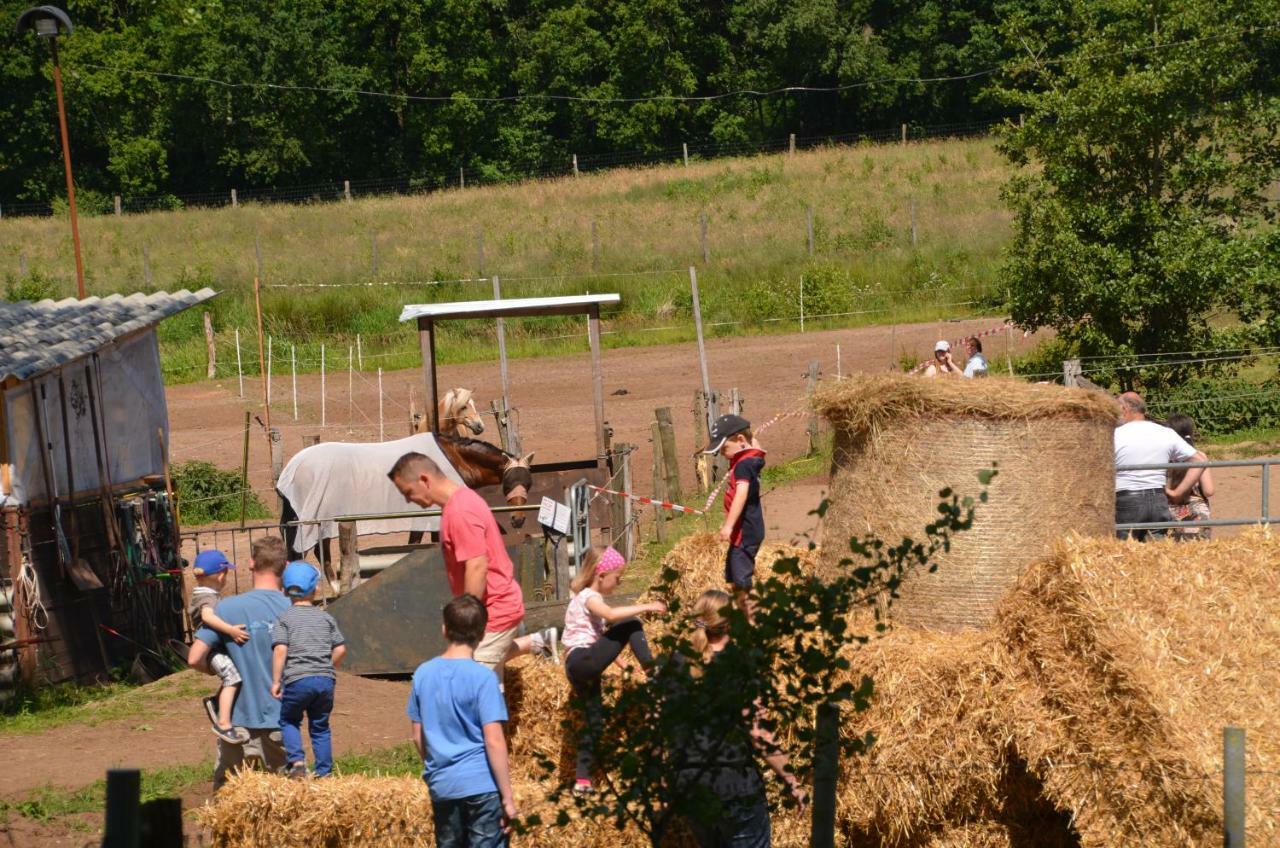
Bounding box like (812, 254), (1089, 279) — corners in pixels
(924, 339), (963, 377)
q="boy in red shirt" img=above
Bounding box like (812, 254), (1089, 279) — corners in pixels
(390, 452), (555, 681)
(702, 414), (766, 622)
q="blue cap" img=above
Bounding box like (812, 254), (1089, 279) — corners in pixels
(282, 561), (321, 598)
(193, 550), (234, 576)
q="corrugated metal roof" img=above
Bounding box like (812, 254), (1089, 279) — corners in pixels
(399, 293), (620, 323)
(0, 288), (218, 382)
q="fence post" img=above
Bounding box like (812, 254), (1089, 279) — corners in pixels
(343, 180), (351, 202)
(682, 142), (689, 168)
(689, 267), (713, 425)
(807, 361), (820, 454)
(1006, 323), (1014, 376)
(320, 343), (327, 427)
(266, 336), (273, 406)
(620, 442), (635, 561)
(699, 213), (709, 264)
(378, 367), (384, 441)
(807, 205), (815, 257)
(836, 344), (842, 379)
(203, 312), (216, 379)
(239, 410), (251, 528)
(811, 703), (840, 848)
(901, 123), (907, 145)
(291, 345), (298, 421)
(142, 244), (152, 287)
(235, 328), (244, 398)
(139, 796), (183, 847)
(269, 427), (283, 512)
(1062, 359), (1082, 388)
(655, 407), (680, 503)
(651, 422), (667, 543)
(789, 133), (796, 155)
(493, 276), (511, 413)
(591, 218), (600, 272)
(476, 228), (485, 277)
(459, 166), (465, 189)
(693, 390), (713, 491)
(102, 768), (141, 848)
(910, 198), (918, 248)
(708, 390), (728, 482)
(357, 335), (363, 370)
(231, 188), (238, 208)
(729, 387), (743, 417)
(1224, 726), (1245, 848)
(370, 235), (379, 276)
(339, 520), (360, 595)
(347, 347), (354, 431)
(799, 275), (806, 333)
(114, 195), (121, 216)
(572, 154), (579, 177)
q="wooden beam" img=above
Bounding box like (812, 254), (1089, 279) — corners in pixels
(587, 305), (607, 464)
(417, 317), (440, 434)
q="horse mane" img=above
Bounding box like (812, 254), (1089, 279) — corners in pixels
(438, 434), (514, 462)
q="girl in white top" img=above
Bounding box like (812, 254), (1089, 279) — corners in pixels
(562, 546), (665, 794)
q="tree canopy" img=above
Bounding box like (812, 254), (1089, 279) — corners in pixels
(0, 0), (1011, 203)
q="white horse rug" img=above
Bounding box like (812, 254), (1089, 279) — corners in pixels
(276, 433), (463, 552)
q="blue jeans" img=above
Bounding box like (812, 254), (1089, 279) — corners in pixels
(687, 794), (771, 848)
(279, 675), (335, 776)
(431, 791), (507, 848)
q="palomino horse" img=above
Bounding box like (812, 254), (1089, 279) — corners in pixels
(439, 388), (485, 437)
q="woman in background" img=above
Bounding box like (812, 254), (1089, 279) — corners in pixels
(1165, 413), (1214, 539)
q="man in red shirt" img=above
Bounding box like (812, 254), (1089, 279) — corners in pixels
(389, 452), (526, 679)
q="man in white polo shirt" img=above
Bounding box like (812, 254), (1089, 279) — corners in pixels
(1114, 392), (1207, 540)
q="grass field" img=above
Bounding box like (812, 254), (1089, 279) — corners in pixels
(0, 137), (1013, 381)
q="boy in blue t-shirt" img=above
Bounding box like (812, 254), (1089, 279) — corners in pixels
(407, 594), (516, 848)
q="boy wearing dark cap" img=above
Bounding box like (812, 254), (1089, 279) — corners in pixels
(270, 562), (346, 778)
(190, 550), (251, 744)
(702, 414), (766, 622)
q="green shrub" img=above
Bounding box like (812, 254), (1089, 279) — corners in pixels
(1146, 378), (1280, 437)
(3, 271), (60, 302)
(174, 460), (271, 526)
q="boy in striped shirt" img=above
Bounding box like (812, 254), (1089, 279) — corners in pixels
(270, 562), (347, 778)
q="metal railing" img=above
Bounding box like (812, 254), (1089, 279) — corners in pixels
(1114, 457), (1280, 532)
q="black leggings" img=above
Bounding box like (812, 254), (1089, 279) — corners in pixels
(564, 618), (654, 781)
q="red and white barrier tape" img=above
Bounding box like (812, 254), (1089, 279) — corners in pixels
(700, 403), (808, 511)
(587, 485), (705, 515)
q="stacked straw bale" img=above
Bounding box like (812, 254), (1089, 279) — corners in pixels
(995, 530), (1280, 847)
(813, 374), (1118, 631)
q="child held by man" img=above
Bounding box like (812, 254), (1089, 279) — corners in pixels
(562, 546), (665, 795)
(189, 550), (251, 744)
(703, 414), (766, 621)
(407, 594), (517, 848)
(270, 562), (346, 779)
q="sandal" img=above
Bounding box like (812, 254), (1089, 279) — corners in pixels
(212, 724), (249, 744)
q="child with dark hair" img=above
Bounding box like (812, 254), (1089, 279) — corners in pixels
(407, 594), (517, 847)
(1165, 413), (1214, 539)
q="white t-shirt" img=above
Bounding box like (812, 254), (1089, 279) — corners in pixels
(1114, 420), (1197, 492)
(963, 353), (989, 379)
(562, 587), (606, 652)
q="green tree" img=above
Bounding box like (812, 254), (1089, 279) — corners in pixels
(994, 0), (1280, 388)
(522, 471), (993, 846)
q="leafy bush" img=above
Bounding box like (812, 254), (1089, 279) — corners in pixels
(3, 271), (60, 302)
(174, 460), (271, 526)
(1146, 378), (1280, 437)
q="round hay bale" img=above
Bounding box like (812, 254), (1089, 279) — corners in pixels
(814, 374), (1117, 632)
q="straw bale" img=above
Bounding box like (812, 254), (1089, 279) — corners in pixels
(996, 530), (1280, 847)
(654, 533), (822, 609)
(814, 374), (1116, 631)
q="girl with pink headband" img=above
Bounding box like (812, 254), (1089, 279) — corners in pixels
(561, 545), (665, 795)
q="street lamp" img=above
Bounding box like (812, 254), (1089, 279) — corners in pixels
(16, 6), (85, 299)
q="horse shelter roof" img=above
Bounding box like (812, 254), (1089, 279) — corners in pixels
(398, 293), (620, 322)
(0, 288), (218, 383)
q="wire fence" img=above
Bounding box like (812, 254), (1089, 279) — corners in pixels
(0, 118), (1006, 219)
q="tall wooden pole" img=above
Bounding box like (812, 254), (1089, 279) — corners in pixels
(252, 250), (271, 433)
(49, 40), (85, 299)
(493, 276), (510, 412)
(689, 267), (713, 427)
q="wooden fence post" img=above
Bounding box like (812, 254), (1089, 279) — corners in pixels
(114, 195), (121, 216)
(806, 206), (815, 257)
(651, 422), (667, 543)
(203, 312), (216, 379)
(343, 180), (351, 202)
(269, 427), (283, 512)
(693, 390), (713, 491)
(102, 768), (141, 848)
(655, 407), (680, 503)
(690, 267), (713, 417)
(291, 345), (298, 420)
(230, 188), (238, 208)
(811, 703), (840, 848)
(239, 411), (251, 529)
(807, 361), (820, 455)
(572, 154), (579, 177)
(1062, 359), (1082, 388)
(459, 166), (465, 189)
(699, 214), (709, 264)
(235, 328), (244, 397)
(591, 218), (600, 272)
(682, 142), (689, 168)
(708, 390), (728, 482)
(729, 387), (743, 417)
(789, 133), (796, 155)
(370, 235), (379, 276)
(619, 442), (635, 561)
(476, 228), (485, 277)
(910, 198), (918, 248)
(142, 244), (151, 287)
(608, 445), (627, 552)
(901, 124), (907, 145)
(339, 521), (360, 595)
(1224, 726), (1245, 848)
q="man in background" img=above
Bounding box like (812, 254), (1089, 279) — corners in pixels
(1113, 392), (1206, 540)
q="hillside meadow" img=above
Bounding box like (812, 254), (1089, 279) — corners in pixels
(0, 137), (1014, 380)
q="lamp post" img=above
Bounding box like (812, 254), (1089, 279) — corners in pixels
(16, 6), (85, 299)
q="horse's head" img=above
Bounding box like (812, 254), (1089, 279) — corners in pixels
(441, 388), (485, 437)
(501, 452), (536, 528)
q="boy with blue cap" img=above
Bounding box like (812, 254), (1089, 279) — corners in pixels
(270, 561), (346, 778)
(190, 549), (251, 744)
